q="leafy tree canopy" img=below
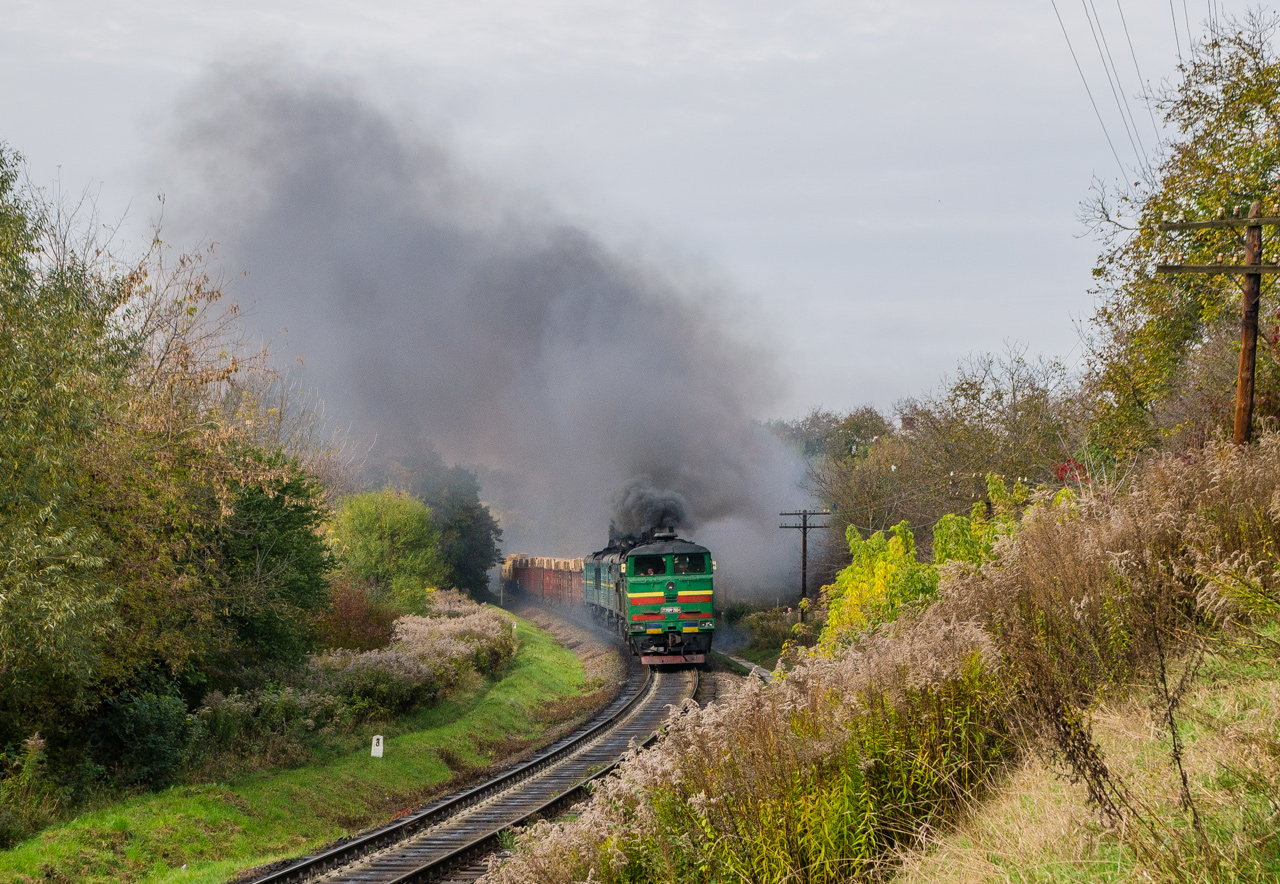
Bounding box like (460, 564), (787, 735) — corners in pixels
(767, 407), (891, 463)
(367, 447), (503, 596)
(810, 348), (1079, 553)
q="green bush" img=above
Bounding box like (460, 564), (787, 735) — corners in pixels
(718, 600), (755, 624)
(740, 608), (796, 651)
(189, 686), (349, 769)
(312, 648), (455, 717)
(90, 689), (192, 790)
(819, 521), (938, 653)
(217, 460), (334, 668)
(331, 488), (446, 609)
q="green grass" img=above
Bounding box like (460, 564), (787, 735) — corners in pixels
(732, 645), (783, 670)
(0, 615), (587, 884)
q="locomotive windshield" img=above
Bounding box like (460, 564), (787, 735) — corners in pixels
(673, 553), (707, 574)
(632, 555), (666, 576)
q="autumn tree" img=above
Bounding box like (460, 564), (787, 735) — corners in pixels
(807, 348), (1079, 560)
(0, 146), (339, 786)
(0, 148), (123, 718)
(1086, 14), (1280, 454)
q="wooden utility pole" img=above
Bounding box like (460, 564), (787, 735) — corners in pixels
(1156, 201), (1279, 444)
(779, 509), (831, 617)
(1239, 213), (1263, 442)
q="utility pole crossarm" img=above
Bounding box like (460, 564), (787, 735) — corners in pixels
(1158, 217), (1280, 230)
(1155, 264), (1280, 274)
(778, 509), (832, 619)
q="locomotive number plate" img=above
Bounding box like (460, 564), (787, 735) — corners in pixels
(660, 606), (681, 614)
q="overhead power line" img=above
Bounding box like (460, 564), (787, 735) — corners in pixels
(1081, 0), (1149, 173)
(1050, 0), (1129, 181)
(1170, 0), (1183, 64)
(1114, 0), (1163, 146)
(1181, 0), (1194, 55)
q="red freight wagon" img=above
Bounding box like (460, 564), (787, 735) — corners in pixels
(501, 555), (583, 606)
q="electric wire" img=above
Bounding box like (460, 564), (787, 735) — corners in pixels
(1050, 0), (1129, 181)
(1089, 0), (1151, 168)
(1170, 0), (1183, 63)
(1114, 0), (1163, 145)
(1181, 0), (1195, 54)
(1080, 0), (1149, 173)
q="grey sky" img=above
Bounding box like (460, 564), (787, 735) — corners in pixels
(1, 0), (1229, 417)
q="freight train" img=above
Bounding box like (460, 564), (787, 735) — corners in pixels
(501, 527), (714, 665)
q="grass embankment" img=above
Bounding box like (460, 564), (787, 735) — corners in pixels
(0, 616), (589, 884)
(705, 651), (751, 676)
(896, 633), (1280, 884)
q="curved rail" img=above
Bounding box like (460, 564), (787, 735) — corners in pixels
(247, 665), (697, 884)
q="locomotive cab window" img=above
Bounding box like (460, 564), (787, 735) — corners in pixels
(673, 553), (707, 575)
(632, 555), (666, 576)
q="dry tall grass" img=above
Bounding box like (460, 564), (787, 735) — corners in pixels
(487, 617), (1008, 884)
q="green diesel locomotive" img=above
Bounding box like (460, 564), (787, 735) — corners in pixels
(583, 527), (714, 664)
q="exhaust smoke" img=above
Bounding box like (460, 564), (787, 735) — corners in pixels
(163, 60), (812, 598)
(612, 479), (689, 535)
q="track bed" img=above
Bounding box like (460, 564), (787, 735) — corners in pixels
(247, 664), (697, 884)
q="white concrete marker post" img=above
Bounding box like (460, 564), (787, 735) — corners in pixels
(371, 735), (384, 758)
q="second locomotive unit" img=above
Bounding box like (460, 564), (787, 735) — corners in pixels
(583, 527), (714, 664)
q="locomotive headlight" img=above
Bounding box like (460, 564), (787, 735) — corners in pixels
(699, 620), (714, 629)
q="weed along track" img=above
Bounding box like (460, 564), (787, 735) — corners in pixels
(247, 665), (697, 884)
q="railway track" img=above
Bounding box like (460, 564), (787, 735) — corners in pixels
(246, 663), (697, 884)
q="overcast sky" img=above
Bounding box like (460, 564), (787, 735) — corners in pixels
(0, 0), (1244, 418)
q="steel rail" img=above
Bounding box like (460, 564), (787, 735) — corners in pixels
(376, 667), (697, 884)
(246, 663), (695, 884)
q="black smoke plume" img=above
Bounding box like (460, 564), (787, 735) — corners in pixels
(613, 479), (689, 535)
(163, 61), (810, 596)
